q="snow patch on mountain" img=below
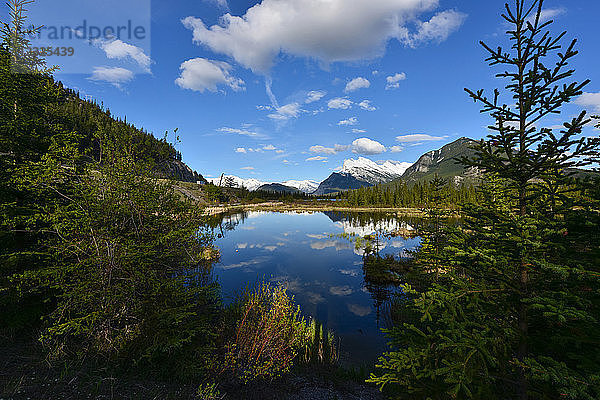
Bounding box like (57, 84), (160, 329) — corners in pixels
(208, 176), (319, 193)
(283, 180), (320, 193)
(207, 175), (266, 191)
(340, 157), (413, 185)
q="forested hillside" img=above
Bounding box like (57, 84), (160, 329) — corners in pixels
(0, 47), (206, 183)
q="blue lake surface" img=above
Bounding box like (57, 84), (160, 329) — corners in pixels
(211, 210), (421, 366)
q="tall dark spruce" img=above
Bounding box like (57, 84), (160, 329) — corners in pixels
(369, 1), (600, 399)
(462, 0), (599, 398)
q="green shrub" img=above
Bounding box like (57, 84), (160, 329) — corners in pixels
(225, 283), (308, 382)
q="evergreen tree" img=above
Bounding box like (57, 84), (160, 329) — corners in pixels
(369, 1), (600, 399)
(0, 0), (65, 329)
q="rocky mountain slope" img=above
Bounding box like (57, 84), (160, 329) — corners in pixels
(159, 160), (207, 183)
(400, 137), (480, 184)
(256, 183), (301, 193)
(312, 173), (371, 196)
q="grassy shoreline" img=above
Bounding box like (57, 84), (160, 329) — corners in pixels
(202, 201), (433, 216)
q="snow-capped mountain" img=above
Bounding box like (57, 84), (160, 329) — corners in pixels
(313, 158), (413, 195)
(208, 176), (319, 193)
(340, 157), (413, 185)
(207, 175), (266, 191)
(205, 138), (493, 196)
(282, 180), (320, 193)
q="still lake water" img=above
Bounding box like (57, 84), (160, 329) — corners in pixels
(211, 210), (422, 366)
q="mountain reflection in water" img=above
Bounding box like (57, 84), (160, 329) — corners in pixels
(208, 210), (423, 366)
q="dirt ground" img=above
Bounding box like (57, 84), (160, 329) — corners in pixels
(0, 338), (386, 400)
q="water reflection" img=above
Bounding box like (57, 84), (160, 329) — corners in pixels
(208, 210), (422, 366)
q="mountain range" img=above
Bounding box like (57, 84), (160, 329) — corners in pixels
(208, 138), (481, 195)
(207, 176), (320, 193)
(312, 158), (412, 195)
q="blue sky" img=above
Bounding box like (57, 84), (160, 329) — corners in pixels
(7, 0), (600, 182)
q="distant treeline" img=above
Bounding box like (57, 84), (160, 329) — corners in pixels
(202, 183), (312, 203)
(336, 179), (478, 208)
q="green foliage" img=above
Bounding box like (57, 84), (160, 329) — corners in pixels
(7, 142), (219, 375)
(299, 319), (339, 366)
(339, 178), (477, 208)
(369, 1), (600, 399)
(0, 1), (217, 381)
(204, 183), (227, 203)
(196, 382), (225, 400)
(225, 283), (309, 383)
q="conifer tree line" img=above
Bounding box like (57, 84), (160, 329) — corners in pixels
(338, 178), (478, 208)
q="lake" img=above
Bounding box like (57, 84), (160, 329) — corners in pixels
(210, 210), (422, 367)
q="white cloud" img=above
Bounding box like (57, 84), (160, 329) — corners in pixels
(400, 10), (467, 48)
(309, 144), (350, 155)
(527, 7), (567, 24)
(386, 72), (407, 89)
(218, 127), (260, 137)
(241, 166), (255, 170)
(237, 146), (281, 153)
(100, 39), (152, 72)
(396, 134), (447, 142)
(89, 67), (133, 88)
(372, 70), (379, 75)
(175, 58), (245, 93)
(575, 92), (600, 113)
(352, 138), (386, 155)
(305, 90), (326, 103)
(345, 77), (370, 93)
(390, 145), (404, 153)
(306, 156), (328, 162)
(352, 128), (366, 133)
(358, 100), (376, 111)
(182, 0), (465, 74)
(268, 102), (301, 121)
(328, 97), (353, 109)
(330, 285), (353, 296)
(347, 304), (371, 317)
(310, 145), (336, 155)
(338, 117), (358, 126)
(310, 239), (351, 250)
